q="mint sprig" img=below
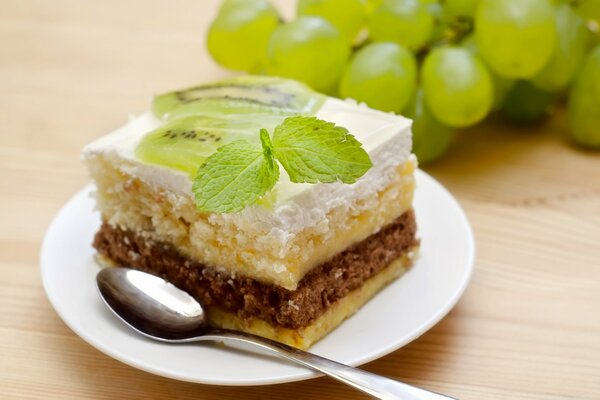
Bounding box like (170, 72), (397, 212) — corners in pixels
(193, 116), (372, 213)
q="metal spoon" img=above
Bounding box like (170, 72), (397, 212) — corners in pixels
(96, 267), (456, 400)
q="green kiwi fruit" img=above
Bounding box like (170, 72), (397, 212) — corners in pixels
(138, 76), (326, 176)
(152, 75), (325, 120)
(135, 116), (247, 177)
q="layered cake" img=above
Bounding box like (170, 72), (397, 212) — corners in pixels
(84, 76), (418, 349)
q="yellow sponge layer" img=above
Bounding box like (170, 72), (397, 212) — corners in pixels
(86, 154), (416, 290)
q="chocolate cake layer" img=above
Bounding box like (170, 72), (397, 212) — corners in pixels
(93, 210), (418, 329)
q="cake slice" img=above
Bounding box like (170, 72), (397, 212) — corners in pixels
(84, 76), (418, 349)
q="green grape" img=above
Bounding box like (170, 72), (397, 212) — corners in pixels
(501, 80), (556, 123)
(427, 2), (443, 16)
(461, 34), (514, 109)
(569, 46), (600, 148)
(206, 0), (280, 72)
(475, 0), (557, 79)
(444, 0), (480, 18)
(368, 0), (434, 51)
(533, 4), (590, 92)
(489, 73), (515, 110)
(421, 47), (493, 127)
(404, 90), (454, 164)
(365, 0), (385, 14)
(574, 0), (600, 25)
(297, 0), (366, 44)
(266, 16), (350, 93)
(339, 42), (417, 113)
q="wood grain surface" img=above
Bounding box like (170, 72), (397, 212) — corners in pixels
(1, 1), (599, 399)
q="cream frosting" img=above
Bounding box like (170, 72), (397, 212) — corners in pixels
(83, 97), (414, 234)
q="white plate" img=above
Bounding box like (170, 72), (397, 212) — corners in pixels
(41, 170), (474, 386)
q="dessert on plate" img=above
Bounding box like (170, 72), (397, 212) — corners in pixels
(83, 75), (418, 349)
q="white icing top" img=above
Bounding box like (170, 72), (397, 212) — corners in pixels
(83, 98), (414, 233)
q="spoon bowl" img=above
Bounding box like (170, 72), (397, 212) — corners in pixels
(97, 268), (208, 341)
(97, 267), (455, 400)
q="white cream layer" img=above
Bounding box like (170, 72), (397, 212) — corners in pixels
(83, 98), (414, 234)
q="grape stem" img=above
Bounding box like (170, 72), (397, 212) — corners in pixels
(418, 16), (473, 58)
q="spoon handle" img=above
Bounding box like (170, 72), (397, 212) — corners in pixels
(203, 329), (456, 400)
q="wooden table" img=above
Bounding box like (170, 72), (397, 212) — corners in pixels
(2, 1), (599, 398)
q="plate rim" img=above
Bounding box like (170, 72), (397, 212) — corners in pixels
(40, 169), (475, 386)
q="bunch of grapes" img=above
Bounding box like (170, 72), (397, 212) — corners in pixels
(207, 0), (600, 163)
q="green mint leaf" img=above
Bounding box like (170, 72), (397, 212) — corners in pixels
(193, 140), (279, 213)
(272, 116), (372, 184)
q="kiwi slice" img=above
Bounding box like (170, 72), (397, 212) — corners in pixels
(135, 116), (251, 177)
(152, 76), (325, 120)
(139, 76), (326, 177)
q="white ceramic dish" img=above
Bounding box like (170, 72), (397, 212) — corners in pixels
(41, 169), (474, 385)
